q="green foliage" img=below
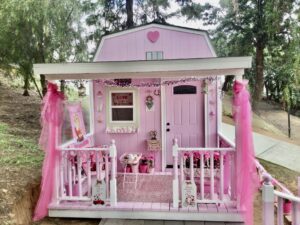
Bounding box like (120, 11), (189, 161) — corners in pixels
(0, 0), (88, 95)
(0, 122), (43, 166)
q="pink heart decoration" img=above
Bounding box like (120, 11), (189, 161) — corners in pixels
(147, 31), (160, 43)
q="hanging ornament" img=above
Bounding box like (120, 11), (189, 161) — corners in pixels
(145, 95), (154, 111)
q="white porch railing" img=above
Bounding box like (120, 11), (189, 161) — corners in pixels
(262, 174), (300, 225)
(56, 139), (117, 206)
(172, 134), (236, 208)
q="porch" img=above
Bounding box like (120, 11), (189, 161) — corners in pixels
(33, 57), (251, 222)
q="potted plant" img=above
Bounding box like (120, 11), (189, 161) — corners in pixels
(139, 156), (148, 173)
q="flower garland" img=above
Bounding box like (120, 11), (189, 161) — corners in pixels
(94, 76), (220, 88)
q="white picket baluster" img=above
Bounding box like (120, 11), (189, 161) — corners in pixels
(172, 138), (179, 208)
(96, 151), (100, 180)
(60, 155), (65, 197)
(77, 153), (82, 197)
(200, 153), (204, 200)
(68, 155), (73, 197)
(109, 140), (117, 206)
(87, 154), (91, 197)
(210, 151), (214, 199)
(277, 197), (284, 225)
(220, 151), (224, 200)
(190, 153), (194, 183)
(262, 174), (275, 225)
(105, 152), (109, 200)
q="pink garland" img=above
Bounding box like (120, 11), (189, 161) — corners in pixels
(233, 80), (259, 225)
(33, 83), (65, 221)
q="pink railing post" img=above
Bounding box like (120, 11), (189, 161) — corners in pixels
(262, 173), (275, 225)
(172, 138), (179, 208)
(109, 139), (117, 206)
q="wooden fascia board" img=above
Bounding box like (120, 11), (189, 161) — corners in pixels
(43, 69), (245, 80)
(34, 57), (251, 80)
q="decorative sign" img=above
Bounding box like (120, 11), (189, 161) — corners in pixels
(147, 31), (160, 43)
(112, 93), (133, 106)
(92, 180), (106, 205)
(67, 103), (86, 143)
(182, 180), (197, 207)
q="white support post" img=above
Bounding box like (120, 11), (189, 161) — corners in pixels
(262, 174), (275, 225)
(172, 139), (179, 208)
(109, 139), (117, 206)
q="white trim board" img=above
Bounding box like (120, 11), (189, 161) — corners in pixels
(33, 57), (251, 80)
(49, 209), (243, 222)
(93, 23), (217, 61)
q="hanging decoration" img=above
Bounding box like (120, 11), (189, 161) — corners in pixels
(95, 76), (219, 88)
(33, 83), (65, 221)
(232, 80), (259, 225)
(145, 95), (154, 111)
(97, 91), (103, 112)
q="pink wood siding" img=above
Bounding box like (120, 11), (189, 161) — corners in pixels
(94, 27), (214, 61)
(93, 80), (162, 171)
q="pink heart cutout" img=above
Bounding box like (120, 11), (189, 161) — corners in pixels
(147, 31), (160, 43)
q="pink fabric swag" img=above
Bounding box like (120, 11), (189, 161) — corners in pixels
(33, 83), (65, 221)
(233, 80), (259, 225)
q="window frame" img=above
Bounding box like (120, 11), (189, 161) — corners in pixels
(106, 87), (139, 129)
(109, 90), (136, 123)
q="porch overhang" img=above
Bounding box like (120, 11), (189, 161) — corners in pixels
(33, 56), (252, 80)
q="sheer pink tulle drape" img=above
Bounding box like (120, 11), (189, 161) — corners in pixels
(33, 83), (65, 221)
(233, 80), (259, 225)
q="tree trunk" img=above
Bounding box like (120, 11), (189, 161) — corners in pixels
(40, 74), (47, 96)
(126, 0), (134, 28)
(23, 75), (30, 96)
(60, 80), (66, 94)
(222, 75), (234, 92)
(253, 42), (264, 109)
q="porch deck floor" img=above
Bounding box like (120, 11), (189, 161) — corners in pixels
(49, 174), (242, 221)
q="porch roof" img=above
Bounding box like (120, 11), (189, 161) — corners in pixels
(33, 56), (252, 80)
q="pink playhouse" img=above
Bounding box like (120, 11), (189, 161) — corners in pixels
(32, 23), (260, 223)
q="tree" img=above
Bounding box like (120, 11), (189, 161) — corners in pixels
(0, 0), (88, 96)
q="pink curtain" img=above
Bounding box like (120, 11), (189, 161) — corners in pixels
(33, 83), (65, 221)
(232, 80), (259, 225)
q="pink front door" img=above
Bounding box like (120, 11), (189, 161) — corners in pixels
(165, 81), (204, 166)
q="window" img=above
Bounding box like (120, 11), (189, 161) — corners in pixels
(106, 88), (139, 133)
(111, 92), (134, 122)
(173, 85), (197, 94)
(146, 51), (164, 60)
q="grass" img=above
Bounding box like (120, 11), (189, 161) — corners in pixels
(0, 122), (43, 166)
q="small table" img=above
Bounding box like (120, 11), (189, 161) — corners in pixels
(119, 153), (142, 189)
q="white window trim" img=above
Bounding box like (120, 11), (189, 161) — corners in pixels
(106, 87), (140, 131)
(108, 89), (136, 124)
